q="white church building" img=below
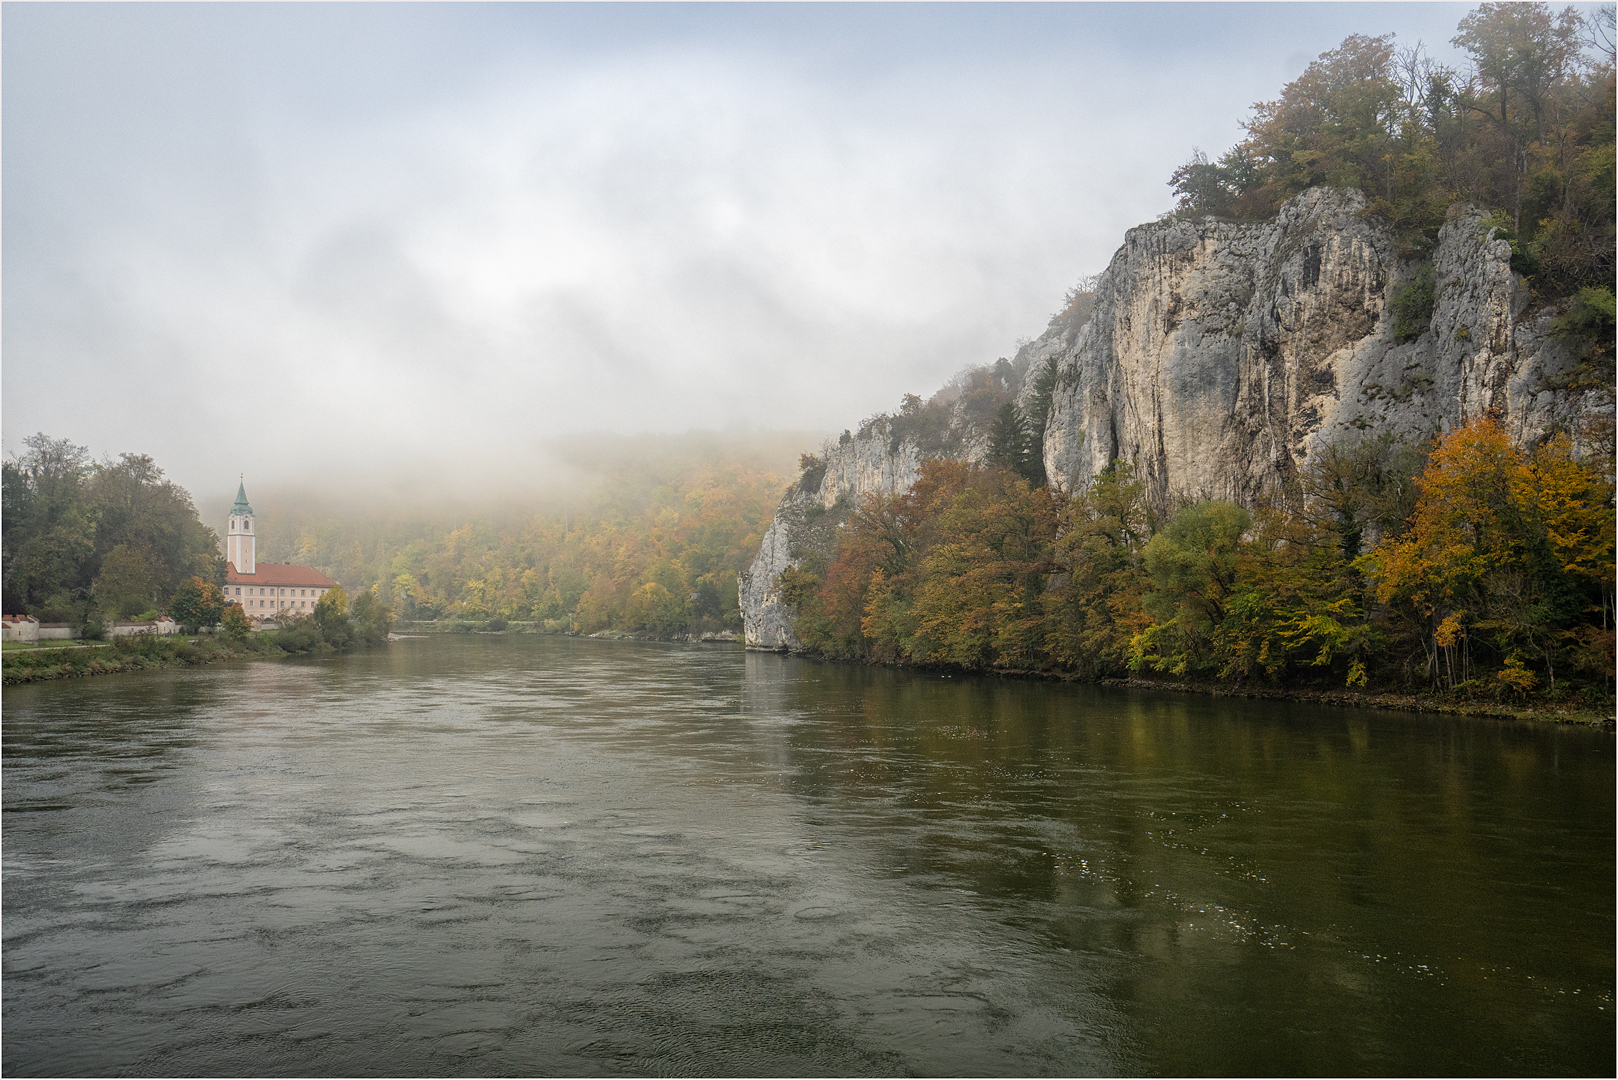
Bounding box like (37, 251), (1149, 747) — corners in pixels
(224, 481), (338, 620)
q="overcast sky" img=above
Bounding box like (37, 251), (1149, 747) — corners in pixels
(5, 2), (1488, 504)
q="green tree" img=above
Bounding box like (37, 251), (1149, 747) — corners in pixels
(348, 590), (393, 644)
(2, 434), (98, 616)
(986, 403), (1026, 472)
(314, 585), (352, 646)
(1020, 356), (1060, 487)
(87, 453), (220, 608)
(1131, 501), (1252, 675)
(169, 576), (225, 633)
(986, 402), (1043, 485)
(1553, 286), (1617, 391)
(93, 543), (161, 618)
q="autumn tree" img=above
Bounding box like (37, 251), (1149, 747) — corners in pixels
(1370, 416), (1613, 694)
(1454, 3), (1584, 229)
(1043, 461), (1153, 677)
(903, 468), (1060, 669)
(625, 581), (688, 637)
(220, 602), (252, 642)
(1168, 4), (1616, 279)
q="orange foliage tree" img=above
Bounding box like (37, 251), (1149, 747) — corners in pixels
(1371, 416), (1614, 693)
(790, 461), (1062, 671)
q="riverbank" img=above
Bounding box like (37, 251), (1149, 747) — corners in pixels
(1, 633), (369, 686)
(1093, 675), (1615, 727)
(10, 629), (1602, 726)
(760, 645), (1614, 726)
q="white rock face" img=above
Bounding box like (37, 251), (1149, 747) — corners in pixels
(739, 430), (925, 650)
(738, 490), (813, 651)
(818, 433), (926, 508)
(742, 186), (1607, 648)
(1044, 187), (1596, 505)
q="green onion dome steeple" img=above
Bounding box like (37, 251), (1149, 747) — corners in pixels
(231, 479), (253, 516)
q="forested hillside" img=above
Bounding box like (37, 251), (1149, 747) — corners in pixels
(241, 433), (806, 635)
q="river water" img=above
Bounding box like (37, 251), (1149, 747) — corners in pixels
(3, 635), (1611, 1076)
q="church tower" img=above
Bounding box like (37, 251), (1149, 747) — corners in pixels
(227, 479), (256, 575)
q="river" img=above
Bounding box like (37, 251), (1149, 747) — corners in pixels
(3, 635), (1611, 1076)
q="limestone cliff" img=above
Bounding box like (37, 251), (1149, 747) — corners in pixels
(1043, 187), (1601, 506)
(742, 186), (1608, 650)
(739, 428), (927, 651)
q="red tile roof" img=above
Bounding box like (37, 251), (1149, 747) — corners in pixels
(226, 562), (339, 588)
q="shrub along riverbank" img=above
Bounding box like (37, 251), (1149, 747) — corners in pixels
(2, 588), (392, 686)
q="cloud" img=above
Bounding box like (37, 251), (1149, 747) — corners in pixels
(3, 3), (1485, 501)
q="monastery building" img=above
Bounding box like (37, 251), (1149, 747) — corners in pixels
(224, 481), (338, 619)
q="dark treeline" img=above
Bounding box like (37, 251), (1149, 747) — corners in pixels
(2, 433), (223, 623)
(780, 417), (1615, 705)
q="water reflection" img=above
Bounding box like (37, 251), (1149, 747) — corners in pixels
(759, 655), (1614, 1075)
(2, 638), (1610, 1077)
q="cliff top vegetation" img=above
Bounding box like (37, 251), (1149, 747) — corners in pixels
(1167, 2), (1615, 306)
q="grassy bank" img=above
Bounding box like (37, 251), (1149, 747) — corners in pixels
(1, 632), (363, 686)
(2, 639), (107, 651)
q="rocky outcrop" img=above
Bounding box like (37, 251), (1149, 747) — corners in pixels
(742, 186), (1609, 649)
(1044, 187), (1600, 505)
(740, 430), (926, 650)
